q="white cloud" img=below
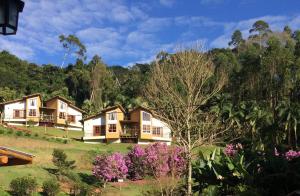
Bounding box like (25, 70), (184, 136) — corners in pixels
(159, 0), (176, 7)
(200, 0), (224, 5)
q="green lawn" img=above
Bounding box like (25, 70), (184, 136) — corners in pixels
(0, 126), (136, 195)
(0, 125), (214, 195)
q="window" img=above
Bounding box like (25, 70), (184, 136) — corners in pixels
(152, 127), (163, 136)
(142, 112), (151, 121)
(108, 112), (117, 120)
(29, 109), (36, 117)
(67, 115), (75, 123)
(93, 126), (100, 136)
(59, 112), (66, 119)
(60, 101), (66, 110)
(93, 125), (106, 136)
(108, 124), (117, 132)
(13, 110), (25, 118)
(29, 98), (36, 106)
(142, 125), (151, 133)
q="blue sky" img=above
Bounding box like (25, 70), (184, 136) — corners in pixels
(0, 0), (300, 67)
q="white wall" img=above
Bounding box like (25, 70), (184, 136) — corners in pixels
(83, 116), (105, 137)
(67, 106), (83, 128)
(4, 101), (26, 121)
(152, 117), (172, 140)
(27, 97), (39, 117)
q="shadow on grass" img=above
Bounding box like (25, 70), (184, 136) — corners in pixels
(43, 167), (59, 175)
(78, 172), (103, 186)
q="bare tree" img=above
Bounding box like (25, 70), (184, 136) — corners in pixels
(145, 45), (228, 195)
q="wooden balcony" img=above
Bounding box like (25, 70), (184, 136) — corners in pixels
(120, 127), (139, 138)
(39, 114), (54, 123)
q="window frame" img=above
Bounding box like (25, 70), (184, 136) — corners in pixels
(142, 111), (151, 121)
(108, 124), (117, 132)
(67, 115), (76, 123)
(142, 125), (151, 133)
(108, 112), (117, 120)
(28, 109), (37, 117)
(59, 112), (66, 119)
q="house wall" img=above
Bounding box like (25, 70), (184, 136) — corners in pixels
(45, 99), (58, 123)
(83, 115), (105, 138)
(25, 96), (41, 122)
(57, 99), (67, 125)
(3, 101), (26, 122)
(152, 117), (172, 141)
(67, 106), (83, 128)
(106, 108), (124, 139)
(140, 110), (153, 140)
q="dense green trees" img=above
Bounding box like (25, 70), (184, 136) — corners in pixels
(1, 20), (300, 149)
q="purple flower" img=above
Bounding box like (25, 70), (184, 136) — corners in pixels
(224, 144), (238, 157)
(285, 150), (300, 161)
(93, 153), (128, 182)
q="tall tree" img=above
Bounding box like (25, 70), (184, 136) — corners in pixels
(59, 34), (87, 68)
(249, 20), (271, 48)
(228, 30), (244, 47)
(145, 46), (228, 195)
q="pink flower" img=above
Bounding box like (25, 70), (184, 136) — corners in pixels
(224, 144), (238, 157)
(285, 150), (300, 161)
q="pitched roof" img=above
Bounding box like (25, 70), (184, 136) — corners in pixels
(0, 146), (34, 166)
(0, 93), (41, 106)
(129, 106), (154, 115)
(84, 104), (125, 121)
(45, 96), (86, 113)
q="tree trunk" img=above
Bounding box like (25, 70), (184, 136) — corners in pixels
(186, 154), (192, 196)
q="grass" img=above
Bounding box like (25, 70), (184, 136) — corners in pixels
(0, 125), (215, 195)
(0, 125), (136, 195)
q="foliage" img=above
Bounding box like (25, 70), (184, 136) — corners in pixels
(42, 179), (60, 196)
(193, 146), (250, 195)
(52, 149), (76, 176)
(9, 176), (38, 196)
(125, 145), (146, 180)
(93, 152), (128, 183)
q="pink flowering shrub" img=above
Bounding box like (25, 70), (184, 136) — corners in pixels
(144, 142), (170, 178)
(224, 143), (242, 157)
(93, 153), (128, 182)
(93, 143), (186, 183)
(168, 146), (186, 177)
(125, 145), (146, 180)
(284, 150), (300, 161)
(273, 148), (300, 161)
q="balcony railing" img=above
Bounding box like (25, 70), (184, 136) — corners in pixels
(120, 128), (139, 138)
(40, 115), (54, 122)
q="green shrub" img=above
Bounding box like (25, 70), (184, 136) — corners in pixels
(42, 179), (60, 196)
(27, 120), (35, 127)
(25, 132), (31, 137)
(7, 129), (13, 134)
(0, 129), (5, 134)
(70, 182), (92, 196)
(34, 133), (39, 137)
(9, 176), (38, 196)
(15, 131), (23, 136)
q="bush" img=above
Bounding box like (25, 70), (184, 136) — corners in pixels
(7, 129), (13, 134)
(125, 145), (146, 180)
(52, 149), (76, 176)
(42, 179), (60, 196)
(15, 131), (23, 136)
(34, 133), (39, 137)
(25, 132), (31, 137)
(93, 152), (128, 183)
(0, 129), (5, 134)
(10, 176), (38, 196)
(70, 182), (92, 196)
